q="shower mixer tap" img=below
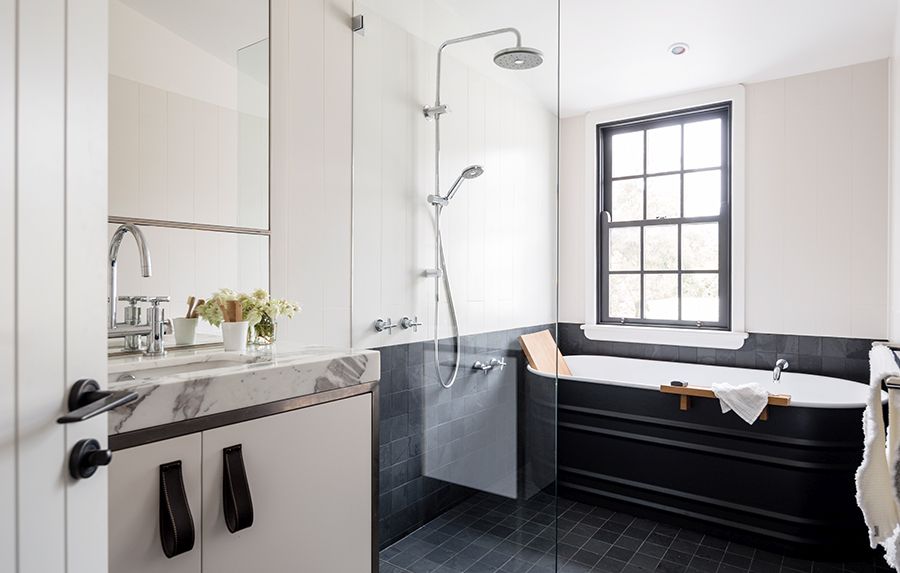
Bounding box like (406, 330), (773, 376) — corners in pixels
(399, 316), (422, 333)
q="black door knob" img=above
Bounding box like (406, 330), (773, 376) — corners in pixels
(69, 438), (112, 479)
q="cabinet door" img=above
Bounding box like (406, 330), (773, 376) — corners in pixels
(109, 433), (202, 573)
(202, 394), (373, 573)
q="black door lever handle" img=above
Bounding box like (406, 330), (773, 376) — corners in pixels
(56, 378), (138, 424)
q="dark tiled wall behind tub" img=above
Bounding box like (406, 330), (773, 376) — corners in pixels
(557, 322), (877, 383)
(374, 323), (556, 549)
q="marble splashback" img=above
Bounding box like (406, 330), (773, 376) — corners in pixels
(107, 344), (379, 435)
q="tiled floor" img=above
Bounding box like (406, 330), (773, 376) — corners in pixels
(379, 492), (892, 573)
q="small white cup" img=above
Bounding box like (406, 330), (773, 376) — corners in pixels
(173, 317), (199, 346)
(222, 321), (249, 352)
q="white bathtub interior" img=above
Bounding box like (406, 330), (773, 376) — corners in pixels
(530, 355), (885, 409)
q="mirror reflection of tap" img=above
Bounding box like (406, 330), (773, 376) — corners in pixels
(107, 223), (170, 355)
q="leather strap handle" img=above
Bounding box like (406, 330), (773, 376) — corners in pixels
(223, 444), (254, 533)
(159, 461), (195, 559)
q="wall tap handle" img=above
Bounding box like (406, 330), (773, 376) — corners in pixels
(490, 358), (507, 371)
(399, 316), (422, 333)
(117, 295), (148, 304)
(147, 296), (170, 306)
(374, 318), (398, 334)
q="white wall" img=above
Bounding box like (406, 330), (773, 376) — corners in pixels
(351, 8), (558, 349)
(561, 60), (891, 340)
(269, 0), (353, 346)
(891, 10), (900, 341)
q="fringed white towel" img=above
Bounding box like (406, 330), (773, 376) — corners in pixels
(855, 345), (900, 567)
(711, 383), (769, 425)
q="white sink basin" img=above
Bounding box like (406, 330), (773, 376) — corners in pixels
(108, 352), (261, 383)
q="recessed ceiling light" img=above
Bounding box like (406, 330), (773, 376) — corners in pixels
(668, 42), (689, 56)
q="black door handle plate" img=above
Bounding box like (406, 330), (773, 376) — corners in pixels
(57, 378), (138, 424)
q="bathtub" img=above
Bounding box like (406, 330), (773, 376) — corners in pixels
(529, 355), (885, 558)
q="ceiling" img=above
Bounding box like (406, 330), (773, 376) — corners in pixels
(118, 0), (268, 66)
(560, 0), (898, 117)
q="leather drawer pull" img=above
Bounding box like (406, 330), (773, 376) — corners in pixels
(223, 444), (254, 533)
(159, 461), (195, 559)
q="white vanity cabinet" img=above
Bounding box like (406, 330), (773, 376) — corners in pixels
(108, 394), (374, 573)
(109, 433), (203, 573)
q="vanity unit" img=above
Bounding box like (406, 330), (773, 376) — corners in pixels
(105, 345), (380, 573)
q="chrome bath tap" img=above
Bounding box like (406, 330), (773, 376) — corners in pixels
(773, 358), (789, 382)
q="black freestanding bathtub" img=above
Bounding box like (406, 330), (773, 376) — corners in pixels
(534, 355), (883, 558)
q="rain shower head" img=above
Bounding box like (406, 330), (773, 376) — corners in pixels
(493, 46), (543, 70)
(445, 165), (484, 202)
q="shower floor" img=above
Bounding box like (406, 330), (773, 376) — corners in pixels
(379, 492), (892, 573)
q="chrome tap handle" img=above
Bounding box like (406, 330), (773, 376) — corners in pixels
(399, 316), (423, 333)
(118, 295), (148, 304)
(374, 318), (398, 334)
(145, 297), (170, 356)
(490, 358), (507, 371)
(473, 361), (492, 373)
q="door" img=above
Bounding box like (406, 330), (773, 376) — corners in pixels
(201, 395), (373, 573)
(1, 0), (109, 571)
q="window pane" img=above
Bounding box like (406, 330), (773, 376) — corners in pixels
(609, 227), (640, 271)
(682, 273), (719, 322)
(683, 170), (721, 217)
(682, 223), (718, 270)
(611, 131), (644, 177)
(684, 118), (721, 169)
(611, 179), (643, 221)
(646, 174), (680, 219)
(644, 274), (678, 320)
(609, 275), (640, 318)
(644, 225), (677, 271)
(646, 124), (680, 174)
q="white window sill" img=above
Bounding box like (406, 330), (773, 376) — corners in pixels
(581, 324), (749, 350)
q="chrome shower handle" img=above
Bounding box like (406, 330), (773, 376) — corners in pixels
(399, 316), (422, 333)
(374, 318), (398, 334)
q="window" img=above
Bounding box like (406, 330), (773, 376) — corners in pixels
(597, 103), (731, 330)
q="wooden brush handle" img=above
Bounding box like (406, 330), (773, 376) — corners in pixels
(191, 299), (204, 319)
(185, 296), (196, 319)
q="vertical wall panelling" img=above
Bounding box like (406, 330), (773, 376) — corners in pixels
(65, 0), (110, 570)
(351, 13), (558, 349)
(0, 0), (14, 566)
(892, 11), (900, 340)
(745, 60), (889, 339)
(270, 0), (353, 346)
(559, 116), (586, 323)
(17, 0), (66, 569)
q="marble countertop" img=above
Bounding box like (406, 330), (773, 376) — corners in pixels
(107, 343), (380, 435)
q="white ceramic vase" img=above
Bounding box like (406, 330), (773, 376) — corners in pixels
(222, 321), (249, 352)
(173, 317), (199, 345)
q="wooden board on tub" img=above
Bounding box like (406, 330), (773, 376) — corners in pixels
(519, 330), (572, 376)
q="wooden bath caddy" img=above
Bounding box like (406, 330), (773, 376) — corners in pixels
(659, 385), (791, 421)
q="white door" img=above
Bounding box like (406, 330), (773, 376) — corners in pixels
(201, 395), (373, 573)
(1, 0), (109, 572)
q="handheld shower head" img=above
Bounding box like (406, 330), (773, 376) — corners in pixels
(445, 165), (484, 202)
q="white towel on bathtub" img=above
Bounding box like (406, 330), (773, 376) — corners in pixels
(711, 383), (769, 425)
(856, 345), (900, 566)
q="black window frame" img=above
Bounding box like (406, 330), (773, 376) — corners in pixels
(597, 102), (732, 330)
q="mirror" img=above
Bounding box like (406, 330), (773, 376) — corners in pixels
(108, 0), (270, 351)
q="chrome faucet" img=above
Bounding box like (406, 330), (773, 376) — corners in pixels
(773, 358), (789, 382)
(108, 223), (152, 329)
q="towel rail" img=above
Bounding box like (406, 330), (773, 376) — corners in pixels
(885, 376), (900, 389)
(872, 341), (900, 350)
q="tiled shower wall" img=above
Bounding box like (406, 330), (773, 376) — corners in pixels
(557, 323), (877, 383)
(375, 323), (555, 548)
